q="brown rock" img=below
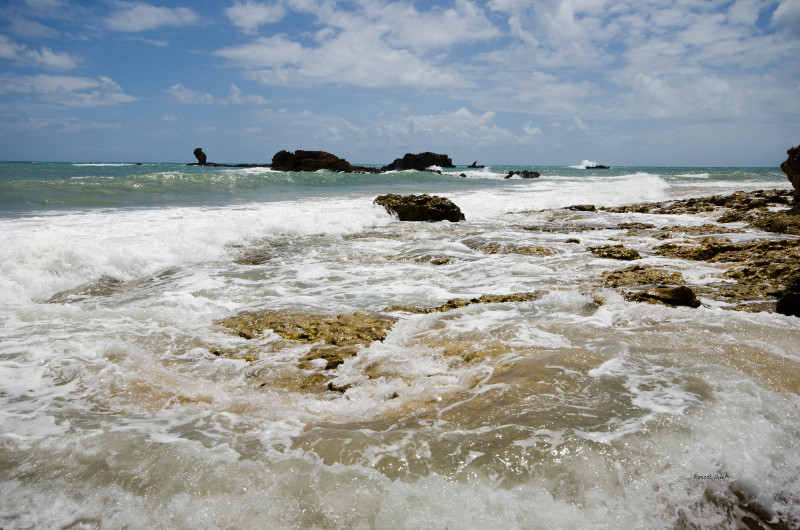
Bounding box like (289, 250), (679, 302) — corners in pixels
(374, 193), (465, 222)
(780, 145), (800, 200)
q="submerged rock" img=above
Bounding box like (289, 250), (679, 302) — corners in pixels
(780, 145), (800, 200)
(588, 244), (641, 260)
(473, 243), (556, 256)
(602, 265), (685, 288)
(380, 152), (455, 172)
(384, 292), (544, 314)
(505, 170), (540, 179)
(627, 286), (701, 308)
(217, 310), (396, 370)
(270, 150), (379, 173)
(374, 193), (465, 222)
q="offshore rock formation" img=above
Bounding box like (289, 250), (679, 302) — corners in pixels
(374, 193), (466, 222)
(780, 145), (800, 200)
(380, 152), (456, 172)
(270, 150), (379, 173)
(187, 147), (270, 168)
(193, 147), (207, 165)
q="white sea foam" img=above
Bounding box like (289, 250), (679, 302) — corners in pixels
(2, 165), (799, 528)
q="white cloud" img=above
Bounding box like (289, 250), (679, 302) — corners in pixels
(0, 73), (136, 107)
(772, 0), (800, 38)
(214, 0), (498, 89)
(106, 2), (198, 32)
(224, 84), (268, 105)
(213, 35), (305, 68)
(226, 1), (286, 33)
(569, 116), (589, 131)
(165, 83), (267, 106)
(166, 83), (214, 104)
(0, 35), (79, 70)
(523, 121), (542, 136)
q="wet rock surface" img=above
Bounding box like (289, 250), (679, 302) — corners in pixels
(374, 193), (466, 222)
(588, 244), (642, 260)
(781, 145), (800, 199)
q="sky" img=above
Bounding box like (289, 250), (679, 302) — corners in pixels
(0, 0), (799, 166)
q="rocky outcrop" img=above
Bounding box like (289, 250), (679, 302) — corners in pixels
(505, 170), (540, 179)
(270, 150), (379, 173)
(380, 152), (455, 172)
(193, 147), (207, 165)
(374, 193), (465, 222)
(780, 145), (800, 201)
(187, 147), (270, 168)
(217, 310), (396, 370)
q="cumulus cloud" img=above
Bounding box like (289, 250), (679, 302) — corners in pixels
(226, 1), (286, 33)
(0, 35), (79, 70)
(0, 73), (136, 106)
(224, 83), (268, 105)
(213, 0), (497, 89)
(166, 83), (214, 104)
(106, 2), (198, 32)
(166, 83), (268, 106)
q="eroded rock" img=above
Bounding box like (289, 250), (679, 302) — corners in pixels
(217, 310), (397, 370)
(374, 193), (465, 222)
(780, 145), (800, 200)
(380, 152), (455, 172)
(588, 244), (641, 260)
(384, 292), (544, 314)
(270, 150), (379, 173)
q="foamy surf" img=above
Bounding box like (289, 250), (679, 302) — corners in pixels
(0, 161), (798, 528)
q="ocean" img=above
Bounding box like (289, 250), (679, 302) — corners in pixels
(0, 161), (798, 528)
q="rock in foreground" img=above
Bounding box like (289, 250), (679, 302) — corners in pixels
(781, 145), (800, 200)
(374, 193), (465, 222)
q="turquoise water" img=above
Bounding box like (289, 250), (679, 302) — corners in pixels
(0, 162), (783, 214)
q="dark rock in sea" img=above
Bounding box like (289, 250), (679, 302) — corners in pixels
(468, 161), (485, 168)
(627, 286), (701, 308)
(374, 193), (465, 222)
(588, 244), (641, 260)
(186, 147), (271, 168)
(780, 145), (800, 200)
(776, 277), (800, 317)
(585, 164), (609, 169)
(271, 150), (379, 173)
(380, 152), (456, 172)
(566, 204), (596, 212)
(505, 170), (540, 179)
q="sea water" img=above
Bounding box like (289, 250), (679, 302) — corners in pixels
(0, 162), (798, 528)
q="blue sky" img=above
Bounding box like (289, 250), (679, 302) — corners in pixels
(1, 0), (798, 166)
